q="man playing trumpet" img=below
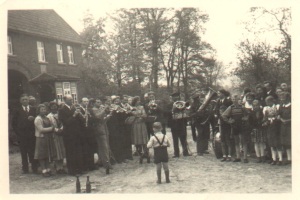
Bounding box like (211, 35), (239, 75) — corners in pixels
(169, 92), (191, 158)
(144, 91), (166, 137)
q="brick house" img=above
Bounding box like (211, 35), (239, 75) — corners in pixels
(8, 9), (85, 110)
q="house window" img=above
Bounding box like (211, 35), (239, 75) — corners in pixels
(8, 36), (13, 55)
(56, 44), (64, 63)
(37, 41), (46, 62)
(71, 82), (78, 103)
(67, 46), (75, 64)
(55, 82), (77, 103)
(63, 82), (71, 96)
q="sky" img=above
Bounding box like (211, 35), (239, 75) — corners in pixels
(0, 0), (294, 88)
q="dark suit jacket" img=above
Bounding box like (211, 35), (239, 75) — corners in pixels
(266, 89), (278, 100)
(215, 98), (233, 116)
(12, 105), (36, 137)
(58, 105), (83, 139)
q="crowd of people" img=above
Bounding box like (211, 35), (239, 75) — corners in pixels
(11, 81), (291, 184)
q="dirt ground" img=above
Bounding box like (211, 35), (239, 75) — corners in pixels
(9, 127), (291, 194)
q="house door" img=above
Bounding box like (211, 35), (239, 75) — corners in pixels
(8, 70), (29, 110)
(38, 83), (55, 103)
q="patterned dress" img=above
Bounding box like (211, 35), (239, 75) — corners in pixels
(249, 108), (266, 143)
(131, 105), (148, 145)
(47, 112), (66, 160)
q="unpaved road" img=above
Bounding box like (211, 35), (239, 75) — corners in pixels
(9, 127), (291, 193)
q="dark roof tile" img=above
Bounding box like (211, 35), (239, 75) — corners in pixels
(8, 9), (84, 44)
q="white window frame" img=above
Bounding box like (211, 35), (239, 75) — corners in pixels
(56, 44), (64, 63)
(67, 46), (75, 64)
(37, 41), (46, 62)
(62, 82), (71, 96)
(8, 36), (13, 55)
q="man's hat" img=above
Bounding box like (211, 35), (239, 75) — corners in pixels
(191, 93), (200, 99)
(148, 91), (155, 95)
(111, 95), (120, 103)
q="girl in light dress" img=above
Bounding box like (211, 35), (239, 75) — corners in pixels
(131, 96), (150, 164)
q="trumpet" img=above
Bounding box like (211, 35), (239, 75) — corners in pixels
(110, 104), (128, 113)
(84, 104), (89, 127)
(148, 100), (158, 110)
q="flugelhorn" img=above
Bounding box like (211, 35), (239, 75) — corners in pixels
(173, 101), (189, 110)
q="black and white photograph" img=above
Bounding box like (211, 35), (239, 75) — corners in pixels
(0, 0), (298, 198)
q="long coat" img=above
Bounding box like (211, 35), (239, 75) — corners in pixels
(58, 105), (84, 174)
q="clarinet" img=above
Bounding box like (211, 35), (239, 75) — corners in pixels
(85, 105), (88, 127)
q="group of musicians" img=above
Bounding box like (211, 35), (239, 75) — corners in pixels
(12, 87), (220, 176)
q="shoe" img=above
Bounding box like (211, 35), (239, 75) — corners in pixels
(256, 158), (262, 163)
(243, 159), (249, 163)
(127, 157), (134, 160)
(183, 154), (192, 157)
(285, 160), (291, 165)
(22, 169), (29, 174)
(165, 170), (170, 183)
(221, 157), (227, 162)
(261, 156), (266, 163)
(197, 153), (203, 156)
(139, 157), (143, 164)
(270, 161), (277, 165)
(172, 155), (179, 158)
(277, 161), (283, 166)
(233, 158), (241, 162)
(42, 172), (50, 177)
(57, 169), (67, 174)
(267, 160), (273, 164)
(203, 151), (209, 154)
(226, 157), (232, 161)
(147, 157), (150, 163)
(157, 170), (161, 184)
(133, 151), (139, 156)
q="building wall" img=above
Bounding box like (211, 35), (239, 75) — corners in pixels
(8, 30), (86, 107)
(8, 30), (83, 79)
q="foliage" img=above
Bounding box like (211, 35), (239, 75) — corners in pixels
(234, 7), (291, 89)
(79, 8), (226, 98)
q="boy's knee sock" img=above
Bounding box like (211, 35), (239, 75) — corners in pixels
(278, 150), (283, 161)
(271, 147), (277, 161)
(165, 170), (170, 183)
(157, 169), (161, 184)
(286, 149), (291, 161)
(254, 143), (260, 157)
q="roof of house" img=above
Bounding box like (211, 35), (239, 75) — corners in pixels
(8, 9), (84, 44)
(29, 72), (80, 83)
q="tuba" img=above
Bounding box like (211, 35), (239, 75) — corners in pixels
(197, 87), (218, 113)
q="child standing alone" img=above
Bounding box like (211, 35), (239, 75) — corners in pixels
(147, 122), (171, 184)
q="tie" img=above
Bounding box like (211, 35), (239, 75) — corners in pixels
(25, 106), (28, 113)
